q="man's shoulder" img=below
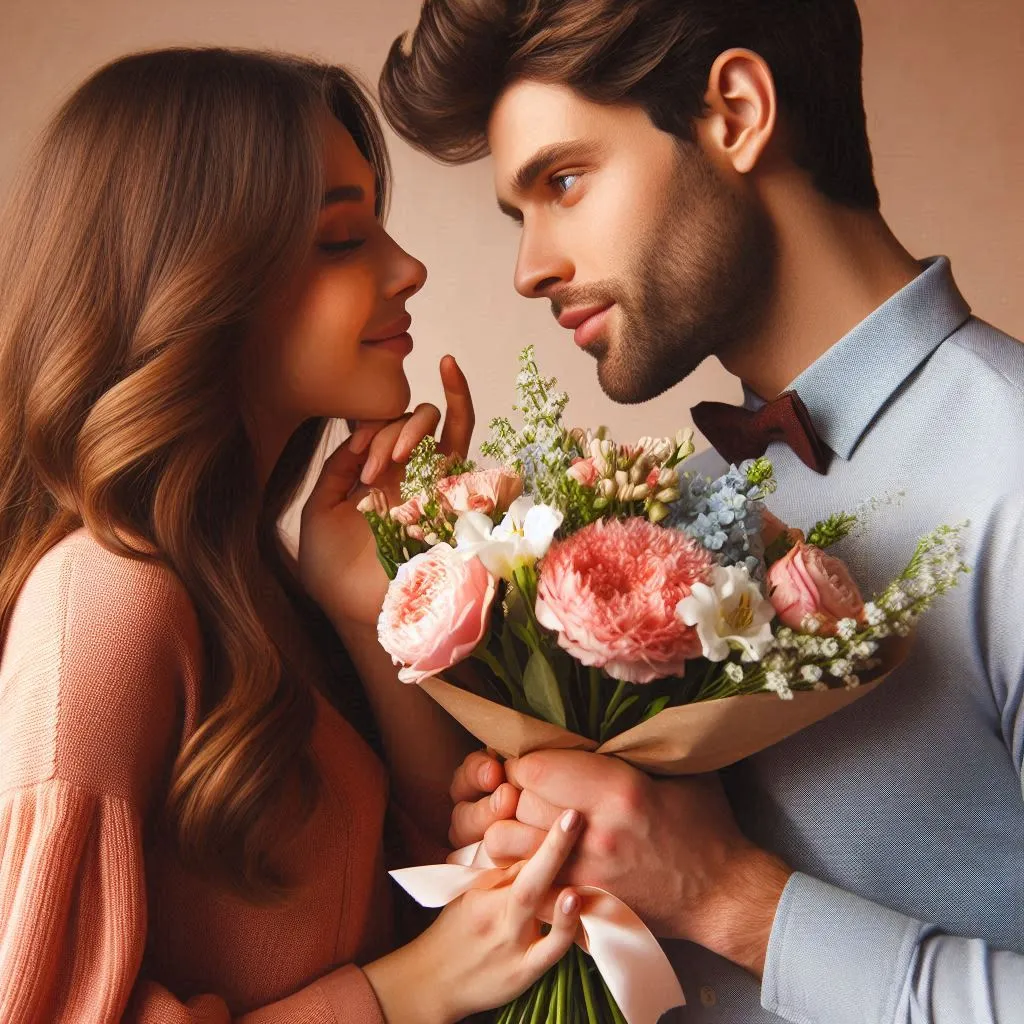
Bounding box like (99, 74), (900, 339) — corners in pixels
(944, 316), (1024, 397)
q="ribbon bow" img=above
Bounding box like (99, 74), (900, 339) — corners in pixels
(390, 843), (685, 1024)
(691, 389), (832, 474)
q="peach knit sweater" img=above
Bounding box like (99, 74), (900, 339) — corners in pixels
(0, 529), (401, 1023)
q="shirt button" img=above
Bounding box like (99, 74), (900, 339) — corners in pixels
(700, 986), (717, 1007)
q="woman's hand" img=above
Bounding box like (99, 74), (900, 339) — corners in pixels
(298, 355), (474, 630)
(363, 807), (584, 1024)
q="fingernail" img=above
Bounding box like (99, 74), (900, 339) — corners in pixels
(490, 787), (503, 812)
(560, 809), (580, 833)
(561, 892), (578, 915)
(360, 457), (380, 483)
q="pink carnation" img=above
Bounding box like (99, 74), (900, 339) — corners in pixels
(437, 468), (523, 517)
(378, 544), (496, 684)
(535, 518), (713, 683)
(767, 541), (864, 635)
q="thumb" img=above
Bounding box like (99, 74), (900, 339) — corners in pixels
(305, 424), (379, 513)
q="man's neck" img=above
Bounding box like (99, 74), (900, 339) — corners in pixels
(719, 187), (922, 399)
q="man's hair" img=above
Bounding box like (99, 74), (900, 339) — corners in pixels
(380, 0), (880, 209)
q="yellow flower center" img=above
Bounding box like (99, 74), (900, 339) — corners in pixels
(722, 592), (754, 632)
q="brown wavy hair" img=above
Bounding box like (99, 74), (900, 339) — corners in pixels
(0, 48), (391, 900)
(380, 0), (879, 208)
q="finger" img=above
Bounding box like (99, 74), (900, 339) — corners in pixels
(360, 418), (410, 485)
(449, 750), (504, 804)
(508, 808), (582, 919)
(515, 788), (564, 830)
(438, 355), (475, 459)
(304, 424), (383, 513)
(483, 818), (546, 865)
(525, 888), (581, 976)
(448, 784), (519, 848)
(392, 403), (442, 463)
(506, 750), (628, 813)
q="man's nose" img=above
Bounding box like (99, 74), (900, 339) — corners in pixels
(513, 225), (573, 298)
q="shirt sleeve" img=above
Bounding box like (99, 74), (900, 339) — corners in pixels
(761, 872), (1024, 1024)
(0, 539), (386, 1024)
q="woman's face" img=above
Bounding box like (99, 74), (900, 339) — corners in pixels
(248, 111), (426, 445)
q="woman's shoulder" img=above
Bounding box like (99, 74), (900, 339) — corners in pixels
(1, 528), (203, 805)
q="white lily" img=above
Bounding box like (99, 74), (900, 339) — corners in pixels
(454, 496), (563, 579)
(676, 564), (776, 662)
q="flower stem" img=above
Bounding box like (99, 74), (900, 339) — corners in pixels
(599, 679), (628, 741)
(588, 668), (602, 741)
(576, 946), (600, 1024)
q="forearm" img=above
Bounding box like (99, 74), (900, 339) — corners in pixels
(761, 873), (1024, 1024)
(332, 617), (475, 840)
(363, 939), (454, 1024)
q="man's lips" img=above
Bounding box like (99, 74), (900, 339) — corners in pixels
(556, 304), (613, 331)
(363, 313), (412, 343)
(557, 303), (614, 349)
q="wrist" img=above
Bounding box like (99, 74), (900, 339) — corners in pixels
(692, 846), (792, 978)
(363, 935), (457, 1024)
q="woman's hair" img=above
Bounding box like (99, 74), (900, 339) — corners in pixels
(380, 0), (879, 209)
(0, 47), (391, 900)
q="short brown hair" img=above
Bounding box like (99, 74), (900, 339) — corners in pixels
(380, 0), (879, 209)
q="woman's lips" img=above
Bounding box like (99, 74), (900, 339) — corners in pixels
(362, 313), (414, 355)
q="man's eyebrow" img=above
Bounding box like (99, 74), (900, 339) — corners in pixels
(496, 140), (602, 220)
(321, 184), (365, 207)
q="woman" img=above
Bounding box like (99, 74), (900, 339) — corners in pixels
(0, 48), (582, 1023)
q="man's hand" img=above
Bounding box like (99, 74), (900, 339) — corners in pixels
(448, 749), (518, 848)
(482, 749), (793, 978)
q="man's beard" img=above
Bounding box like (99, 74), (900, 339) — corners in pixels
(591, 146), (776, 404)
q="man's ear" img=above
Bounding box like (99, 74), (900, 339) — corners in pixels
(697, 48), (777, 175)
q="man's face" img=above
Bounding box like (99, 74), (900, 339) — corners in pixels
(489, 81), (775, 403)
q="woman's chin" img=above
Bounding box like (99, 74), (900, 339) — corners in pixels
(342, 376), (411, 422)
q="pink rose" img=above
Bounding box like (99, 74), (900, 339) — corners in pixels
(378, 544), (496, 684)
(390, 495), (426, 525)
(437, 468), (524, 517)
(535, 518), (713, 683)
(567, 457), (601, 488)
(767, 541), (865, 635)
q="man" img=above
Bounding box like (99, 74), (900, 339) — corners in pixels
(379, 2), (1024, 1021)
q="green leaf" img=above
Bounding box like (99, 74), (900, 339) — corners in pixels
(641, 695), (672, 721)
(522, 649), (567, 728)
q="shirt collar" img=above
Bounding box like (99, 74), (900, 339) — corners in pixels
(742, 256), (971, 460)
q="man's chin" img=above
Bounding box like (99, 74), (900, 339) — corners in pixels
(595, 346), (678, 405)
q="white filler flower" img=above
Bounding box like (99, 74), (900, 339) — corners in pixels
(676, 564), (776, 662)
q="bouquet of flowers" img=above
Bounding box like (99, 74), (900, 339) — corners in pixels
(359, 347), (967, 1024)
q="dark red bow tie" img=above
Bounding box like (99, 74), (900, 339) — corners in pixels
(690, 390), (832, 474)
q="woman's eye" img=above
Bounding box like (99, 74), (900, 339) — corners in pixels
(552, 173), (580, 195)
(318, 239), (366, 257)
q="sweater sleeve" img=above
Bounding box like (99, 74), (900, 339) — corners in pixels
(0, 536), (386, 1024)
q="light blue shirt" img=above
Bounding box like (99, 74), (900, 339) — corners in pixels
(665, 257), (1024, 1023)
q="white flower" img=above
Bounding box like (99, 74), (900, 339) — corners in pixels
(724, 662), (745, 683)
(800, 664), (823, 683)
(864, 602), (886, 626)
(454, 496), (563, 580)
(676, 565), (776, 663)
(843, 674), (861, 689)
(820, 638), (840, 658)
(829, 658), (853, 677)
(765, 671), (794, 700)
(836, 618), (859, 641)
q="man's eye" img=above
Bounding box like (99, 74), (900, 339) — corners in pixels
(318, 239), (365, 256)
(552, 173), (581, 194)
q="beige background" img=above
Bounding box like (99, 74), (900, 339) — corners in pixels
(1, 0), (1021, 458)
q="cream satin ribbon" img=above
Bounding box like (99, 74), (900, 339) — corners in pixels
(390, 842), (685, 1024)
